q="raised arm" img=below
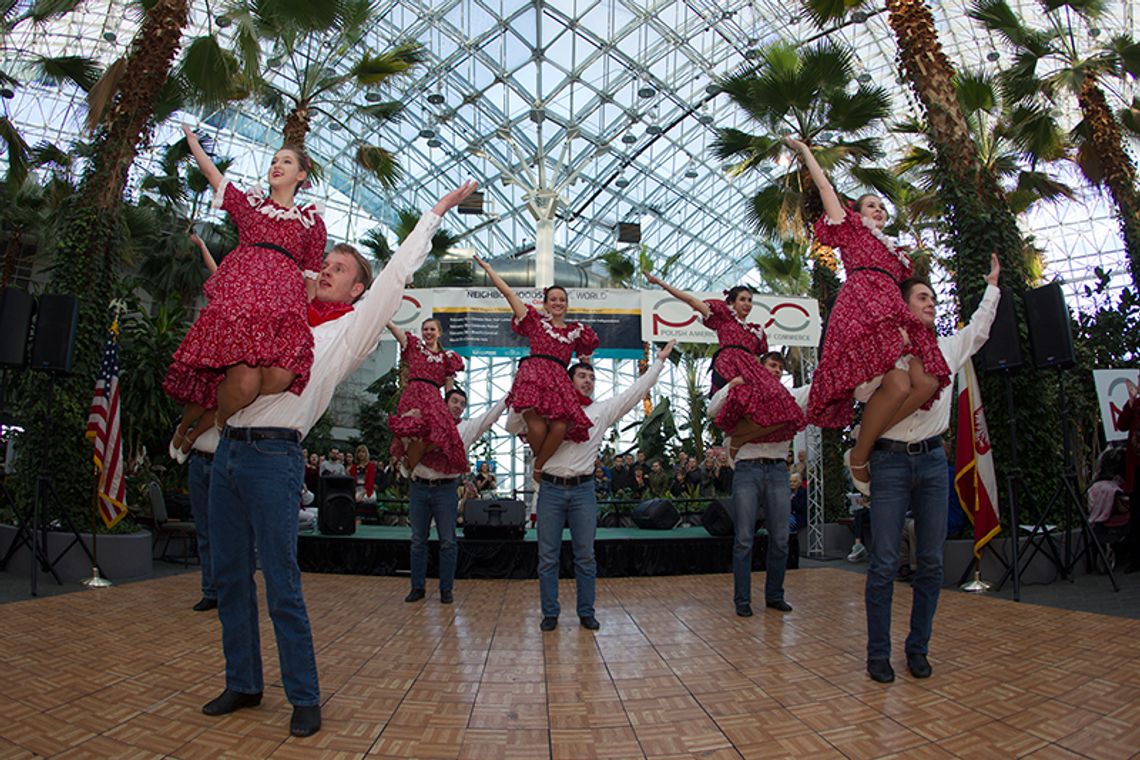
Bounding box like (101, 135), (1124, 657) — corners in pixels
(189, 233), (217, 274)
(473, 255), (527, 319)
(182, 124), (224, 193)
(785, 137), (844, 223)
(596, 340), (677, 427)
(386, 321), (408, 349)
(643, 272), (710, 319)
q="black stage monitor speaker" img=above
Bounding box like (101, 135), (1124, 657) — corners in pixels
(457, 191), (484, 215)
(701, 498), (735, 537)
(0, 288), (34, 368)
(463, 498), (526, 539)
(631, 498), (678, 530)
(1024, 282), (1075, 370)
(29, 293), (78, 374)
(318, 475), (356, 535)
(617, 222), (642, 244)
(982, 288), (1024, 373)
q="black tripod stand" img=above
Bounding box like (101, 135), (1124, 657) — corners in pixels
(0, 373), (102, 595)
(996, 367), (1119, 593)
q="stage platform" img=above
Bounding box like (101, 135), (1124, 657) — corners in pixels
(2, 569), (1138, 759)
(298, 525), (799, 579)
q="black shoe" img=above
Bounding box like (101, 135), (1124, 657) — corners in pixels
(579, 615), (600, 631)
(735, 605), (753, 617)
(765, 600), (793, 612)
(192, 597), (218, 612)
(540, 616), (558, 632)
(290, 705), (321, 737)
(906, 652), (932, 679)
(440, 589), (453, 604)
(867, 658), (895, 683)
(404, 588), (425, 603)
(202, 689), (262, 716)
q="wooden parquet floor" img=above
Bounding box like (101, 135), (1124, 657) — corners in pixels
(1, 568), (1138, 759)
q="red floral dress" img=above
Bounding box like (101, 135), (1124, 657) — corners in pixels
(163, 182), (326, 408)
(389, 334), (467, 474)
(507, 305), (600, 443)
(704, 299), (806, 442)
(807, 208), (950, 428)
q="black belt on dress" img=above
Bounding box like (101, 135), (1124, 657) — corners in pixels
(848, 266), (899, 282)
(222, 426), (302, 444)
(408, 377), (442, 389)
(541, 472), (592, 487)
(412, 475), (457, 486)
(250, 241), (300, 269)
(874, 436), (943, 455)
(520, 353), (566, 367)
(737, 456), (786, 465)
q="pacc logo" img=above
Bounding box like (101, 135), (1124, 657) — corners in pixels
(761, 302), (812, 333)
(393, 294), (428, 328)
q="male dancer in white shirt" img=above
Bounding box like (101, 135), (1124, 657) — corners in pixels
(865, 254), (1000, 683)
(404, 389), (507, 604)
(509, 340), (676, 631)
(708, 353), (809, 617)
(200, 182), (477, 737)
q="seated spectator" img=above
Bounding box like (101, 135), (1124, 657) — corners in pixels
(789, 472), (807, 532)
(593, 466), (611, 499)
(304, 453), (320, 494)
(647, 459), (670, 497)
(669, 467), (689, 496)
(1089, 447), (1129, 528)
(474, 461), (497, 496)
(714, 452), (732, 494)
(611, 455), (632, 493)
(320, 449), (346, 477)
(630, 468), (647, 500)
(351, 445), (378, 505)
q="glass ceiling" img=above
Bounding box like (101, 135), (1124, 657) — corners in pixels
(5, 0), (1138, 299)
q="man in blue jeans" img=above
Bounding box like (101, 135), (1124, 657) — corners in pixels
(188, 428), (219, 611)
(510, 340), (675, 631)
(202, 182), (476, 737)
(709, 353), (809, 616)
(864, 254), (1000, 683)
(404, 389), (506, 604)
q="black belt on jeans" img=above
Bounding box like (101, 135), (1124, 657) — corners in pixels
(408, 377), (441, 389)
(222, 426), (302, 444)
(541, 472), (592, 487)
(737, 456), (786, 465)
(191, 450), (214, 462)
(412, 475), (457, 486)
(874, 436), (943, 455)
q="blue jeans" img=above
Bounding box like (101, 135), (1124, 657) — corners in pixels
(731, 459), (791, 608)
(409, 479), (458, 592)
(188, 453), (216, 600)
(536, 481), (597, 618)
(865, 445), (948, 660)
(209, 435), (319, 706)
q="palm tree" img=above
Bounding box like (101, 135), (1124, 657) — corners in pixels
(751, 238), (812, 296)
(970, 0), (1140, 293)
(360, 209), (462, 287)
(712, 40), (894, 240)
(190, 0), (423, 189)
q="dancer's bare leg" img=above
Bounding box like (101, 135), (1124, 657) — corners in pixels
(533, 419), (568, 479)
(881, 358), (938, 431)
(260, 366), (296, 395)
(728, 418), (784, 459)
(849, 368), (911, 487)
(523, 410), (548, 459)
(406, 439), (428, 472)
(216, 364), (296, 427)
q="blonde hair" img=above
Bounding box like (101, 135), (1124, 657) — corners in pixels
(355, 445), (369, 461)
(327, 243), (373, 301)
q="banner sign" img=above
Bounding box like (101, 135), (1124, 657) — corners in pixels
(379, 291), (435, 340)
(640, 291), (821, 347)
(1093, 369), (1138, 442)
(433, 288), (644, 358)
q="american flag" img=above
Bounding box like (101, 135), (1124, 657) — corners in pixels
(86, 317), (128, 528)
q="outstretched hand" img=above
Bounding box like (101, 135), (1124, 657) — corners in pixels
(656, 339), (677, 362)
(472, 254), (492, 273)
(984, 253), (1001, 287)
(783, 136), (807, 154)
(643, 271), (663, 287)
(432, 180), (479, 216)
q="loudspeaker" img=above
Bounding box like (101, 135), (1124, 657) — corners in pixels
(29, 293), (78, 374)
(617, 222), (641, 244)
(631, 498), (678, 530)
(318, 475), (356, 535)
(701, 498), (735, 537)
(982, 288), (1023, 373)
(457, 191), (484, 215)
(1024, 282), (1075, 370)
(463, 498), (526, 539)
(0, 288), (34, 368)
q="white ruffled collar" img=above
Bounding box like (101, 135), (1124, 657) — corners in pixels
(859, 214), (910, 268)
(415, 335), (447, 364)
(539, 313), (583, 344)
(245, 184), (324, 230)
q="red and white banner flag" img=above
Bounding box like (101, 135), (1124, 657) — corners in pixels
(954, 359), (1000, 556)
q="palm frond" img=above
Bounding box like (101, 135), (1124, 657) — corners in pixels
(954, 70), (997, 115)
(847, 165), (902, 203)
(355, 144), (402, 190)
(84, 57), (126, 131)
(800, 0), (870, 27)
(358, 100), (405, 123)
(178, 35), (247, 107)
(0, 116), (30, 191)
(351, 42), (426, 86)
(1107, 34), (1140, 78)
(33, 55), (100, 91)
(969, 0), (1034, 48)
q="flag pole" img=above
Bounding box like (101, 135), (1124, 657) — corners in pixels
(82, 463), (113, 588)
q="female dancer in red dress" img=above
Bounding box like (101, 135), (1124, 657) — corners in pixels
(164, 124), (326, 458)
(786, 137), (949, 493)
(387, 318), (467, 473)
(472, 256), (599, 478)
(643, 274), (806, 456)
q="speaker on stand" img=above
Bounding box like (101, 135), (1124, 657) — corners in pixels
(318, 475), (357, 535)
